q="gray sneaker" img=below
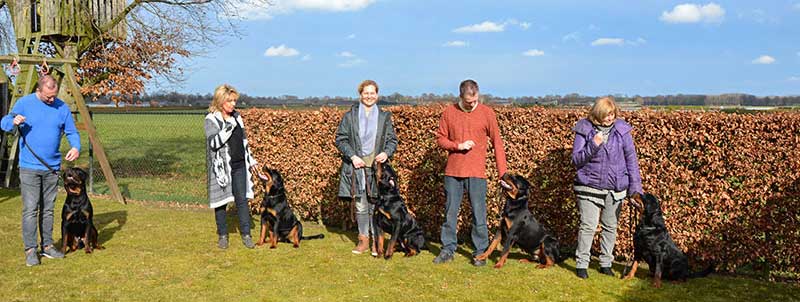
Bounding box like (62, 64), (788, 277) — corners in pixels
(25, 248), (40, 266)
(433, 251), (454, 264)
(218, 235), (229, 249)
(471, 258), (487, 267)
(40, 246), (65, 259)
(241, 235), (255, 249)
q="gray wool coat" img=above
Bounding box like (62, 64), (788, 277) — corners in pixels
(204, 111), (257, 208)
(335, 104), (398, 198)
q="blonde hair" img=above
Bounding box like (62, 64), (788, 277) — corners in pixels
(588, 96), (619, 125)
(208, 84), (240, 113)
(358, 80), (379, 94)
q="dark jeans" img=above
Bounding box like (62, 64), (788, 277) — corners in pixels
(439, 176), (488, 257)
(214, 165), (251, 236)
(20, 168), (59, 251)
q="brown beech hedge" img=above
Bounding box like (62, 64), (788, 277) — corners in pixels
(244, 106), (800, 273)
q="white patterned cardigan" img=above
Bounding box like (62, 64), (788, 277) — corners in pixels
(204, 111), (257, 209)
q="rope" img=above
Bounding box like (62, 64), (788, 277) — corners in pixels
(622, 197), (639, 276)
(5, 57), (20, 76)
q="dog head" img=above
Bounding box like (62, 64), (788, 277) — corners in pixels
(374, 161), (398, 191)
(63, 167), (88, 196)
(257, 167), (286, 212)
(641, 193), (667, 229)
(500, 173), (530, 204)
(260, 166), (284, 196)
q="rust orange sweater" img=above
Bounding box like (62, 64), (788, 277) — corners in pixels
(436, 103), (507, 178)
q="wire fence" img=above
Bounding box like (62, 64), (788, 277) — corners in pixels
(73, 111), (208, 203)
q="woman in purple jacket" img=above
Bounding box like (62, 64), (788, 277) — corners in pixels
(571, 96), (643, 279)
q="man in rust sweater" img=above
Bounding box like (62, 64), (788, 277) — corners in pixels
(433, 79), (508, 266)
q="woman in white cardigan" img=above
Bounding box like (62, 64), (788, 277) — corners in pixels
(204, 84), (261, 249)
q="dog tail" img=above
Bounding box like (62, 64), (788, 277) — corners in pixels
(301, 234), (325, 240)
(689, 263), (715, 279)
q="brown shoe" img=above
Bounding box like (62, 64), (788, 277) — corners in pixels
(352, 235), (369, 254)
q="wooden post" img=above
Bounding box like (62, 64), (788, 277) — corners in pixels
(62, 64), (125, 204)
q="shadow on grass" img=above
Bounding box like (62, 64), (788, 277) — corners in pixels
(0, 192), (18, 205)
(94, 210), (128, 245)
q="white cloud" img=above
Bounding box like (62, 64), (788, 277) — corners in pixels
(660, 3), (725, 24)
(454, 21), (505, 33)
(794, 3), (800, 10)
(522, 49), (545, 57)
(591, 38), (625, 46)
(290, 0), (374, 11)
(339, 58), (366, 68)
(346, 34), (356, 39)
(264, 44), (300, 57)
(453, 19), (532, 33)
(752, 55), (776, 64)
(338, 51), (355, 57)
(443, 41), (468, 47)
(627, 37), (647, 46)
(562, 32), (580, 43)
(227, 0), (375, 20)
(301, 54), (312, 61)
(788, 76), (800, 81)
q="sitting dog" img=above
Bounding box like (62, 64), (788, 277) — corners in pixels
(475, 173), (562, 269)
(256, 167), (324, 248)
(60, 167), (103, 254)
(623, 193), (713, 287)
(372, 161), (426, 259)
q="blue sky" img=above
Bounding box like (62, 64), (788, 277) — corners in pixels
(176, 0), (800, 98)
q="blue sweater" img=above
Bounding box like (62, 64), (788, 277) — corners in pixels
(1, 93), (81, 171)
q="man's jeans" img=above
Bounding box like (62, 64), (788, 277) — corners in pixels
(20, 168), (59, 251)
(440, 176), (488, 257)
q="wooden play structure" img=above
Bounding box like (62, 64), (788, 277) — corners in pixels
(0, 0), (126, 203)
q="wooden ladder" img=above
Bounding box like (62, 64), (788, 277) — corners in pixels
(1, 34), (41, 187)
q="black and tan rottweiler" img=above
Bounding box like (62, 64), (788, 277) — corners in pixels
(372, 161), (426, 259)
(475, 173), (562, 269)
(623, 193), (713, 287)
(60, 167), (103, 254)
(256, 167), (324, 248)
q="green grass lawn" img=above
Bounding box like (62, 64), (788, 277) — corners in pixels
(0, 189), (797, 301)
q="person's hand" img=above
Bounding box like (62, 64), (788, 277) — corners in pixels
(65, 148), (79, 161)
(458, 140), (475, 151)
(593, 133), (604, 146)
(375, 152), (388, 163)
(351, 156), (366, 169)
(12, 114), (25, 126)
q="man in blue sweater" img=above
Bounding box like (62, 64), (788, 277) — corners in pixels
(1, 75), (80, 266)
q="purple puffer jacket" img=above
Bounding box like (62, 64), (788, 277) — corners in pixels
(572, 118), (643, 195)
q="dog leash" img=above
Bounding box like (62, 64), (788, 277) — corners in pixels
(622, 197), (638, 276)
(17, 129), (62, 180)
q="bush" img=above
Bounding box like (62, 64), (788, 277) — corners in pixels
(244, 106), (800, 274)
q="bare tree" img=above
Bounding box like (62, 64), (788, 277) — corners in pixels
(0, 0), (271, 105)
